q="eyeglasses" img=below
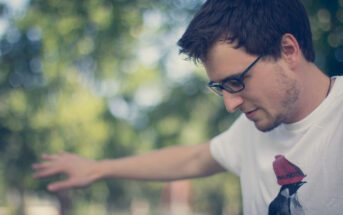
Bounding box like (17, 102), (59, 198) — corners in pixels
(207, 55), (262, 96)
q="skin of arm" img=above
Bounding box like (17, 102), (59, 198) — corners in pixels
(32, 142), (226, 192)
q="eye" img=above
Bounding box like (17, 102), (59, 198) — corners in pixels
(226, 79), (242, 90)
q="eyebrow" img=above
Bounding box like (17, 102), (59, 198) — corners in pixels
(211, 71), (243, 83)
(210, 55), (261, 83)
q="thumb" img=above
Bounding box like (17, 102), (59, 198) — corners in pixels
(47, 180), (74, 192)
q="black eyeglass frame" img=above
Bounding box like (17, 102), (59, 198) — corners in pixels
(207, 55), (262, 96)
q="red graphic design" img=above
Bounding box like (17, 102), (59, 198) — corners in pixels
(268, 155), (306, 215)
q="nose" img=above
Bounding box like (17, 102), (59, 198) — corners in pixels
(222, 90), (244, 113)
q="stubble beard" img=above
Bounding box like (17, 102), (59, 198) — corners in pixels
(255, 77), (300, 132)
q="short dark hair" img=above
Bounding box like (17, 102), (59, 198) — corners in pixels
(177, 0), (315, 63)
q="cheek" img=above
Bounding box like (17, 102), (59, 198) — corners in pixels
(243, 62), (293, 103)
(244, 76), (287, 109)
(243, 77), (276, 101)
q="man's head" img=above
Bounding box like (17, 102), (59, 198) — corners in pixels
(177, 0), (315, 63)
(177, 0), (316, 132)
(203, 37), (302, 132)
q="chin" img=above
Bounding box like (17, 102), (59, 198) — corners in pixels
(254, 120), (281, 132)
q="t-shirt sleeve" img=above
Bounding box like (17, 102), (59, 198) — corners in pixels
(210, 114), (247, 176)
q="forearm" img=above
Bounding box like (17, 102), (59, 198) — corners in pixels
(32, 142), (226, 191)
(95, 142), (225, 181)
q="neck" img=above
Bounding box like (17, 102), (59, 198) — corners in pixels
(287, 63), (331, 123)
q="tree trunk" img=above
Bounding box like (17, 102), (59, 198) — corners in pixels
(56, 191), (73, 215)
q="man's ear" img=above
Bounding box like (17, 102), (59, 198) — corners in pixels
(280, 33), (301, 69)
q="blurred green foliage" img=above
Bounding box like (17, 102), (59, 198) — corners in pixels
(0, 0), (342, 214)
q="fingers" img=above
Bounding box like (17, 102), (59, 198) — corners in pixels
(32, 152), (87, 192)
(47, 179), (74, 192)
(41, 153), (61, 161)
(32, 162), (50, 170)
(32, 153), (65, 178)
(32, 165), (60, 178)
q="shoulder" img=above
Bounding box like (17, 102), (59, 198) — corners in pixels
(212, 114), (255, 145)
(331, 76), (343, 93)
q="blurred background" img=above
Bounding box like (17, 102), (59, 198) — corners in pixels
(0, 0), (342, 214)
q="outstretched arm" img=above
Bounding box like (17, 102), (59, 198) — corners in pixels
(32, 142), (226, 192)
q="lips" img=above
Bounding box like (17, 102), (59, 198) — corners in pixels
(245, 109), (258, 120)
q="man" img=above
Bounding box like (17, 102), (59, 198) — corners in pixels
(33, 0), (343, 214)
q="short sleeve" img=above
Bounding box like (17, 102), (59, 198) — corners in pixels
(210, 114), (248, 176)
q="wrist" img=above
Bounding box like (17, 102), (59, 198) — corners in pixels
(93, 159), (112, 181)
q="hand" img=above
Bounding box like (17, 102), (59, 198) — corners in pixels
(32, 152), (99, 192)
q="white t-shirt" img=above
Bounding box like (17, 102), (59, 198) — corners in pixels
(210, 76), (343, 215)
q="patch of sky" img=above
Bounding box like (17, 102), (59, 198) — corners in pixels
(137, 44), (160, 67)
(134, 84), (164, 108)
(95, 79), (120, 98)
(27, 26), (42, 41)
(138, 8), (197, 83)
(5, 26), (20, 43)
(0, 0), (30, 37)
(0, 0), (30, 14)
(108, 97), (146, 127)
(109, 97), (131, 120)
(143, 10), (163, 30)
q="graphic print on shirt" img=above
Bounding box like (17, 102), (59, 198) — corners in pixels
(268, 155), (306, 215)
